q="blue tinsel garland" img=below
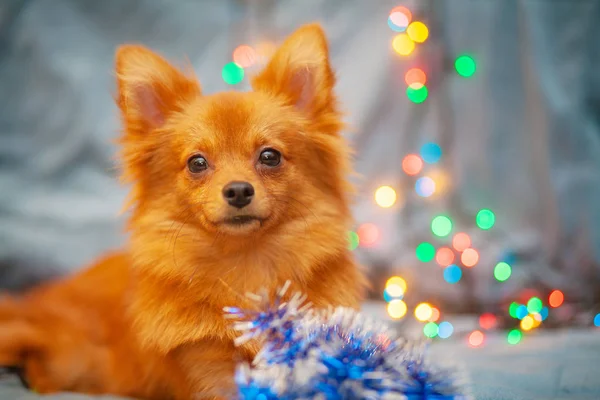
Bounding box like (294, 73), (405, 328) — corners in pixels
(224, 282), (472, 400)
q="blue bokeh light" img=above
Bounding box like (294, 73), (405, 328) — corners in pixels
(420, 142), (442, 164)
(443, 264), (462, 284)
(438, 321), (454, 339)
(516, 305), (528, 320)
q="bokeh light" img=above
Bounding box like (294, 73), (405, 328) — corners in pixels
(520, 315), (534, 331)
(357, 223), (379, 248)
(347, 231), (359, 251)
(384, 284), (404, 300)
(429, 307), (441, 322)
(407, 21), (429, 43)
(548, 290), (564, 308)
(387, 299), (408, 319)
(435, 247), (455, 267)
(468, 330), (484, 347)
(479, 313), (497, 330)
(386, 276), (408, 293)
(375, 185), (397, 208)
(431, 215), (453, 237)
(527, 297), (543, 314)
(423, 322), (439, 338)
(405, 68), (427, 87)
(507, 329), (522, 345)
(415, 303), (433, 322)
(416, 242), (436, 262)
(420, 142), (442, 164)
(402, 154), (423, 175)
(594, 313), (600, 327)
(509, 302), (519, 318)
(540, 307), (549, 321)
(392, 34), (415, 56)
(494, 262), (512, 282)
(415, 177), (436, 197)
(516, 305), (528, 320)
(232, 45), (256, 68)
(388, 6), (412, 31)
(438, 321), (454, 339)
(427, 169), (450, 195)
(222, 62), (244, 85)
(455, 55), (476, 77)
(443, 264), (462, 284)
(461, 248), (479, 267)
(406, 85), (428, 103)
(452, 232), (471, 252)
(476, 209), (495, 230)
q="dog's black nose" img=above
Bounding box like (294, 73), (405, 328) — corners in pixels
(222, 181), (254, 208)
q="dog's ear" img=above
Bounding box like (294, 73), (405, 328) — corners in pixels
(252, 24), (337, 119)
(115, 45), (200, 136)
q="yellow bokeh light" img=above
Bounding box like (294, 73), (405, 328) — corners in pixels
(520, 315), (534, 331)
(386, 276), (407, 292)
(392, 34), (415, 56)
(385, 284), (404, 297)
(387, 299), (408, 319)
(375, 185), (397, 208)
(427, 168), (451, 196)
(414, 302), (433, 322)
(407, 21), (429, 43)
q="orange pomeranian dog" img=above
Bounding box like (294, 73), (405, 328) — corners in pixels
(0, 24), (367, 399)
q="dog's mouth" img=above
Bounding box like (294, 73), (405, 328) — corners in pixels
(222, 215), (262, 226)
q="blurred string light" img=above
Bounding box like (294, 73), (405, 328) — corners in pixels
(388, 6), (412, 32)
(404, 68), (426, 87)
(594, 313), (600, 327)
(423, 322), (439, 338)
(428, 307), (441, 322)
(375, 185), (397, 208)
(415, 303), (433, 322)
(387, 299), (408, 319)
(406, 85), (428, 103)
(509, 302), (519, 318)
(427, 169), (450, 195)
(392, 33), (415, 56)
(402, 154), (423, 175)
(232, 45), (256, 68)
(548, 290), (564, 308)
(407, 21), (429, 43)
(435, 247), (455, 267)
(443, 264), (462, 284)
(357, 223), (379, 248)
(431, 215), (453, 237)
(455, 55), (477, 77)
(468, 330), (484, 347)
(461, 248), (479, 267)
(494, 261), (512, 282)
(520, 315), (534, 331)
(386, 276), (408, 292)
(415, 177), (435, 197)
(420, 142), (442, 164)
(507, 329), (522, 345)
(222, 62), (244, 85)
(347, 231), (359, 250)
(539, 307), (549, 321)
(452, 232), (471, 252)
(438, 321), (454, 339)
(479, 313), (497, 330)
(527, 297), (543, 314)
(384, 276), (407, 302)
(516, 305), (528, 320)
(476, 209), (495, 230)
(416, 242), (436, 262)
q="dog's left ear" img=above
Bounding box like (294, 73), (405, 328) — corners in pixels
(252, 24), (336, 119)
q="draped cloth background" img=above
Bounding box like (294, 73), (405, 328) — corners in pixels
(1, 0), (599, 304)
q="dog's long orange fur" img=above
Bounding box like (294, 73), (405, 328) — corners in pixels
(0, 24), (368, 399)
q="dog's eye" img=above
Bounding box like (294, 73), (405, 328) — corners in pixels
(259, 148), (281, 167)
(187, 155), (208, 173)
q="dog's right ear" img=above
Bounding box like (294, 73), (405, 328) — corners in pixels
(115, 45), (201, 137)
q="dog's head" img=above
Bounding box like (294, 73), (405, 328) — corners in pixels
(116, 24), (352, 240)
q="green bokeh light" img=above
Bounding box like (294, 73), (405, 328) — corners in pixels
(455, 55), (476, 77)
(222, 62), (244, 85)
(348, 231), (360, 251)
(527, 297), (543, 314)
(416, 242), (436, 262)
(406, 85), (428, 104)
(476, 209), (495, 230)
(423, 322), (439, 338)
(431, 215), (453, 237)
(507, 329), (522, 345)
(494, 262), (512, 282)
(509, 302), (519, 319)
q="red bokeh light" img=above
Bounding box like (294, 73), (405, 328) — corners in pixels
(461, 248), (479, 267)
(435, 247), (455, 267)
(479, 313), (497, 330)
(357, 223), (380, 248)
(402, 154), (423, 176)
(548, 290), (564, 308)
(468, 330), (485, 347)
(452, 232), (471, 252)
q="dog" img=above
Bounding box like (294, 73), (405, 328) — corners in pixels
(0, 23), (368, 399)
